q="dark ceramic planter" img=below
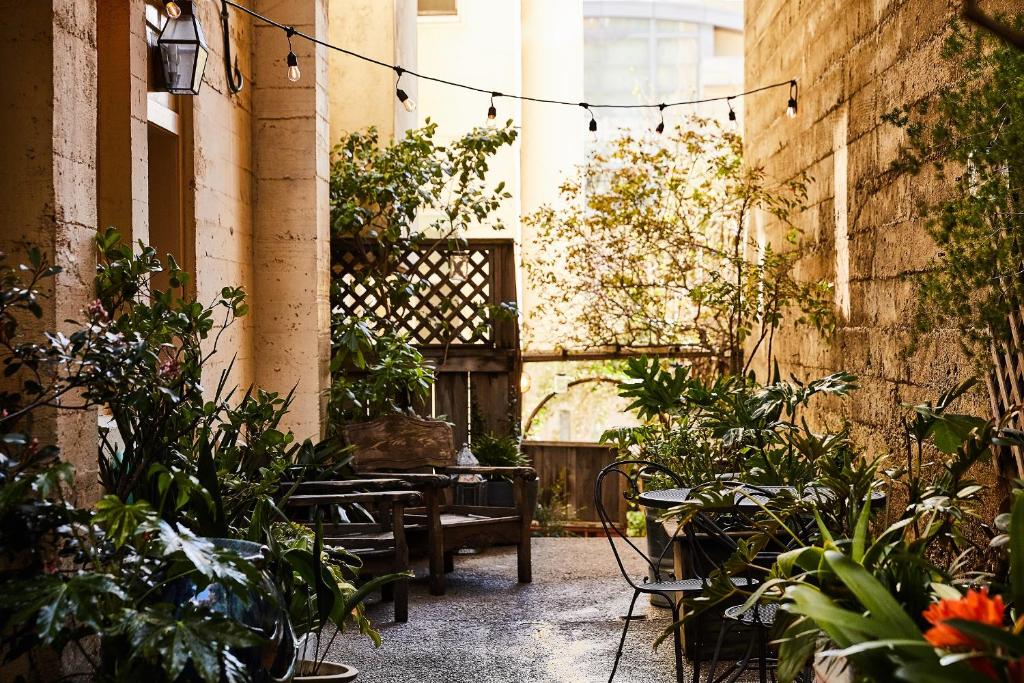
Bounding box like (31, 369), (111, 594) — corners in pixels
(163, 538), (297, 683)
(484, 479), (516, 507)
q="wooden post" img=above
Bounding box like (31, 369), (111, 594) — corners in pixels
(426, 488), (446, 595)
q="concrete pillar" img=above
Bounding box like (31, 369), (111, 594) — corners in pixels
(0, 0), (100, 504)
(519, 0), (584, 349)
(97, 0), (149, 243)
(253, 0), (331, 441)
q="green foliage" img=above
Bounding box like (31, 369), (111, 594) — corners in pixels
(523, 118), (833, 373)
(328, 318), (433, 423)
(470, 432), (526, 468)
(328, 122), (518, 426)
(883, 16), (1024, 365)
(0, 237), (377, 681)
(762, 388), (1024, 681)
(604, 360), (864, 507)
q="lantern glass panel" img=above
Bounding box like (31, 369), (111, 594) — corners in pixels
(158, 14), (209, 95)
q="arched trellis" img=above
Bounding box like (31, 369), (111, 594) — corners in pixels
(523, 376), (622, 437)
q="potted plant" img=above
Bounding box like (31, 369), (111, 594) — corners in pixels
(469, 432), (529, 507)
(270, 518), (406, 682)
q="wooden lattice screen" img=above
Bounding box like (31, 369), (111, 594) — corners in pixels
(331, 238), (520, 446)
(987, 309), (1024, 479)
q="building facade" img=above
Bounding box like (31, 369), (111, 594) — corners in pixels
(0, 0), (419, 503)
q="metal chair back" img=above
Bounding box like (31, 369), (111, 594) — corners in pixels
(595, 459), (685, 591)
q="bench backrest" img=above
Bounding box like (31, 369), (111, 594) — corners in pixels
(343, 413), (456, 472)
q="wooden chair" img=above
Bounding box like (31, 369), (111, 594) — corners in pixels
(343, 413), (538, 595)
(283, 480), (422, 623)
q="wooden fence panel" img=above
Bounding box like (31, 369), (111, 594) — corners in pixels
(523, 441), (623, 525)
(434, 372), (469, 448)
(332, 238), (520, 442)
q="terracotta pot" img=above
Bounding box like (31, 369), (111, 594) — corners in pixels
(295, 660), (359, 682)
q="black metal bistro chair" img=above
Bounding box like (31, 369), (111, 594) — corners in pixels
(595, 461), (759, 683)
(698, 483), (813, 683)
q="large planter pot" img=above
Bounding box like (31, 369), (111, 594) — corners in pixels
(296, 660), (359, 682)
(484, 478), (516, 507)
(163, 539), (296, 683)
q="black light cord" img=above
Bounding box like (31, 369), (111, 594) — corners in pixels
(221, 0), (796, 114)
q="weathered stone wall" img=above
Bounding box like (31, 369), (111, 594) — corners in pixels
(744, 0), (1017, 509)
(0, 0), (335, 507)
(0, 0), (101, 505)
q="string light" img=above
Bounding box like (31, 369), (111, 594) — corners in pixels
(285, 27), (300, 82)
(581, 103), (596, 133)
(394, 67), (416, 112)
(487, 92), (499, 121)
(655, 103), (666, 134)
(221, 0), (797, 126)
(727, 97), (737, 123)
(786, 80), (798, 118)
(164, 0), (181, 19)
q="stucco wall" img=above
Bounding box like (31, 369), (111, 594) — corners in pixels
(0, 0), (101, 505)
(743, 1), (1013, 497)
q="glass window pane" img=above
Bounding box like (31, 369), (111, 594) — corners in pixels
(655, 19), (698, 34)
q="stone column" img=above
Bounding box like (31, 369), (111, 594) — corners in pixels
(0, 0), (100, 504)
(97, 0), (149, 243)
(253, 0), (331, 441)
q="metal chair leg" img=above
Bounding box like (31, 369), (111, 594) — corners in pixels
(724, 632), (757, 683)
(669, 601), (685, 683)
(692, 613), (702, 683)
(757, 624), (768, 683)
(705, 617), (729, 683)
(609, 590), (640, 683)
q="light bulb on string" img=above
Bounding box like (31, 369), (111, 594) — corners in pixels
(487, 92), (499, 123)
(727, 98), (738, 130)
(655, 103), (666, 134)
(395, 66), (417, 112)
(164, 0), (181, 18)
(284, 28), (300, 82)
(786, 80), (798, 118)
(580, 103), (596, 133)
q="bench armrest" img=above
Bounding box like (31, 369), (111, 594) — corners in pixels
(439, 466), (537, 480)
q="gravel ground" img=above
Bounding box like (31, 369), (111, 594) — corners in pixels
(324, 537), (687, 683)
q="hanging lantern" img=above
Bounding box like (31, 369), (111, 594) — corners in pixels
(158, 3), (210, 95)
(448, 252), (470, 284)
(553, 373), (570, 395)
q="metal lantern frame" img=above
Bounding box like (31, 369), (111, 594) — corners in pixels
(157, 4), (210, 96)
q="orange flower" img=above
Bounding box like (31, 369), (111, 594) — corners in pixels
(922, 587), (1005, 648)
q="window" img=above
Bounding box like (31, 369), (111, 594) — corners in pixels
(418, 0), (457, 16)
(584, 16), (700, 132)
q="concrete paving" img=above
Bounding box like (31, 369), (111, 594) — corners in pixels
(326, 537), (686, 683)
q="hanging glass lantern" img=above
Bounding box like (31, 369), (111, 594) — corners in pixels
(158, 4), (209, 95)
(448, 252), (470, 284)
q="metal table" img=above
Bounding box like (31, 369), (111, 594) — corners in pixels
(638, 485), (886, 510)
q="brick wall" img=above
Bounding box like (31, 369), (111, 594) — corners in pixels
(744, 0), (1016, 503)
